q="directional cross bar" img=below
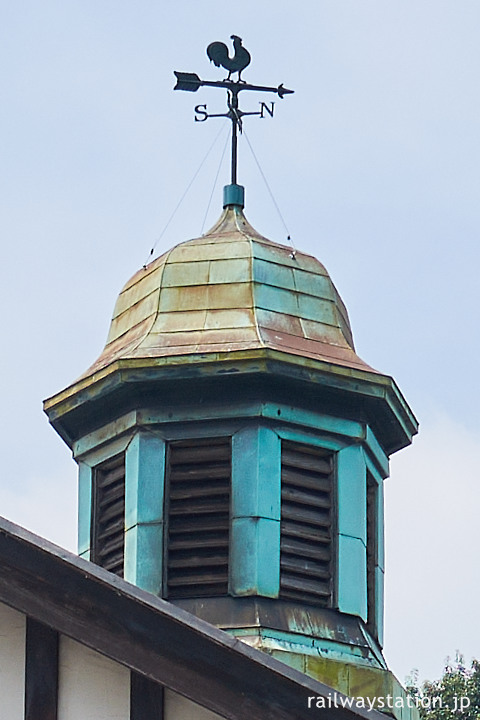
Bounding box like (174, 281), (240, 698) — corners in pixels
(173, 42), (294, 196)
(174, 72), (294, 99)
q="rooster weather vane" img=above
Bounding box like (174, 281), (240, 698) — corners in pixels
(174, 36), (293, 190)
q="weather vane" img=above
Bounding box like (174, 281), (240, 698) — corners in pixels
(174, 35), (294, 204)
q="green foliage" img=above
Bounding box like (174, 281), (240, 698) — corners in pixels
(407, 655), (480, 719)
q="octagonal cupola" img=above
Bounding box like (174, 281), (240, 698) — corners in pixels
(45, 188), (417, 677)
(43, 32), (423, 711)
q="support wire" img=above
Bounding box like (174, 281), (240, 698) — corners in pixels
(201, 127), (231, 234)
(143, 123), (227, 267)
(242, 127), (296, 256)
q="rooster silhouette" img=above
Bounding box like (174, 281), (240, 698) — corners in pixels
(206, 35), (251, 82)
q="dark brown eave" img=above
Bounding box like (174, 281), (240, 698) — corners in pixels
(0, 516), (388, 720)
(44, 349), (418, 454)
(43, 350), (417, 455)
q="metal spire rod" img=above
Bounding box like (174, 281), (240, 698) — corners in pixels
(230, 90), (240, 185)
(173, 36), (294, 201)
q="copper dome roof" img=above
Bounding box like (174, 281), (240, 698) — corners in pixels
(83, 206), (375, 379)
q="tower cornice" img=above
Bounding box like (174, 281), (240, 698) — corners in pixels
(44, 348), (417, 454)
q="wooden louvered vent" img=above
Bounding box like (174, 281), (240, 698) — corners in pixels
(91, 453), (126, 577)
(280, 441), (335, 606)
(166, 437), (231, 599)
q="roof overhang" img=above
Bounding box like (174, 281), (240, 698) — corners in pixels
(0, 516), (388, 720)
(44, 349), (418, 455)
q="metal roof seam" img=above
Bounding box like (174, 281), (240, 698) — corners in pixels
(249, 237), (267, 349)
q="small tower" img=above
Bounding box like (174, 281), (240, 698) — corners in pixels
(44, 41), (418, 716)
(44, 189), (417, 692)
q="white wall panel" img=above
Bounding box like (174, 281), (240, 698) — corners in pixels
(58, 635), (130, 720)
(165, 689), (225, 720)
(0, 602), (25, 720)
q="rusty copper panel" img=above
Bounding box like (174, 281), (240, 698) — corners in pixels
(259, 328), (376, 373)
(257, 309), (304, 337)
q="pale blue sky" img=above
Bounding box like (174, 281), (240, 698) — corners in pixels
(1, 1), (479, 684)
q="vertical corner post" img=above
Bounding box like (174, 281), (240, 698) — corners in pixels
(230, 425), (281, 597)
(336, 445), (367, 621)
(78, 462), (93, 560)
(125, 433), (166, 595)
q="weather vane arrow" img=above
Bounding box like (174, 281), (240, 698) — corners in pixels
(173, 72), (293, 99)
(173, 35), (294, 195)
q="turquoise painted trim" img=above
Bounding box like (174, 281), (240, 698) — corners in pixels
(125, 433), (165, 529)
(366, 426), (389, 474)
(73, 405), (266, 456)
(230, 517), (280, 598)
(381, 389), (417, 450)
(72, 402), (388, 474)
(274, 426), (346, 453)
(232, 426), (281, 519)
(223, 183), (245, 208)
(153, 421), (247, 442)
(363, 456), (384, 637)
(124, 523), (163, 594)
(375, 566), (385, 648)
(263, 404), (389, 474)
(139, 403), (263, 427)
(75, 434), (134, 468)
(337, 534), (367, 622)
(124, 433), (165, 594)
(78, 462), (92, 556)
(377, 482), (385, 572)
(149, 403), (315, 437)
(79, 549), (90, 561)
(72, 411), (137, 458)
(228, 629), (385, 668)
(262, 403), (364, 442)
(337, 446), (366, 543)
(363, 449), (385, 486)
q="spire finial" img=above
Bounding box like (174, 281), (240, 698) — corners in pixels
(173, 36), (294, 207)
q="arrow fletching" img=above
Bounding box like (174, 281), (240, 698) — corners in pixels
(174, 72), (201, 92)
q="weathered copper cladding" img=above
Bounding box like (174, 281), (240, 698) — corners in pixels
(44, 206), (417, 453)
(81, 206), (374, 379)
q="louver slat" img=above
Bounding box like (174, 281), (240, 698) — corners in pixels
(281, 470), (332, 494)
(166, 437), (231, 599)
(92, 454), (125, 578)
(280, 441), (334, 607)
